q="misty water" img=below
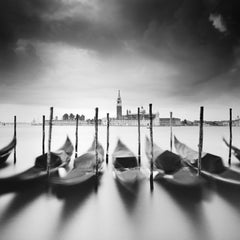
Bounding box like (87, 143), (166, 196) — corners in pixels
(0, 125), (240, 240)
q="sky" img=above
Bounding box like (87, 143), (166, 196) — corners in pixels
(0, 0), (240, 122)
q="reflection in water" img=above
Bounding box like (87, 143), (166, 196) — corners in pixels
(52, 176), (101, 240)
(114, 179), (140, 213)
(1, 126), (240, 240)
(0, 185), (45, 229)
(215, 183), (240, 212)
(157, 181), (212, 240)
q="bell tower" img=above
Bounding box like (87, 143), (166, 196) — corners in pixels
(116, 90), (122, 120)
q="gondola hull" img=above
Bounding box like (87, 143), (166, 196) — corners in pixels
(0, 163), (68, 194)
(0, 137), (73, 194)
(0, 152), (12, 165)
(114, 168), (145, 185)
(50, 140), (104, 191)
(185, 160), (240, 186)
(112, 139), (144, 187)
(0, 137), (16, 164)
(175, 136), (240, 186)
(154, 167), (203, 187)
(145, 136), (203, 188)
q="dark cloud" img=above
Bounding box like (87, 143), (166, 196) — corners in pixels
(114, 0), (240, 99)
(0, 1), (238, 53)
(0, 0), (122, 59)
(0, 0), (240, 101)
(0, 0), (239, 59)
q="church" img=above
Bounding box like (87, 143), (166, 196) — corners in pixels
(101, 91), (181, 126)
(102, 91), (161, 126)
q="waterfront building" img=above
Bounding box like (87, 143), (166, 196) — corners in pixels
(102, 111), (160, 126)
(160, 118), (181, 126)
(102, 91), (183, 126)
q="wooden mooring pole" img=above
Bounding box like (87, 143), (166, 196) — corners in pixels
(95, 108), (99, 177)
(149, 104), (154, 191)
(170, 112), (173, 152)
(138, 107), (141, 166)
(42, 115), (45, 155)
(75, 114), (79, 158)
(198, 106), (204, 176)
(14, 115), (16, 164)
(228, 108), (232, 166)
(106, 113), (110, 165)
(47, 107), (53, 176)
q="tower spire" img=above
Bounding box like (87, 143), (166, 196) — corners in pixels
(116, 90), (122, 119)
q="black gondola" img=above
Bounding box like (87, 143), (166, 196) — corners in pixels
(0, 137), (16, 164)
(112, 139), (144, 186)
(0, 136), (73, 193)
(175, 136), (240, 186)
(145, 136), (203, 187)
(51, 139), (104, 190)
(223, 137), (240, 161)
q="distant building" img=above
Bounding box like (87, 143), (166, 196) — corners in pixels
(79, 114), (85, 121)
(159, 118), (181, 126)
(116, 90), (122, 119)
(44, 113), (86, 126)
(233, 117), (240, 126)
(103, 96), (159, 126)
(102, 112), (165, 126)
(181, 119), (194, 126)
(102, 91), (183, 126)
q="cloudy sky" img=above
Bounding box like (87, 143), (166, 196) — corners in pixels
(0, 0), (240, 122)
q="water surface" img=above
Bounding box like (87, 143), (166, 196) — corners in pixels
(0, 125), (240, 240)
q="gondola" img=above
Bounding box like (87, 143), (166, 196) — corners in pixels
(112, 139), (144, 185)
(145, 137), (202, 187)
(0, 137), (16, 164)
(51, 139), (104, 190)
(0, 136), (73, 193)
(174, 136), (240, 186)
(223, 137), (240, 161)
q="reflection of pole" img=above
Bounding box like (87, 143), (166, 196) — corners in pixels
(198, 106), (204, 176)
(229, 108), (232, 166)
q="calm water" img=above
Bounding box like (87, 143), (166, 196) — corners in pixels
(0, 125), (240, 240)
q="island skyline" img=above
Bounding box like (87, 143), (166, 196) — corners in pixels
(1, 90), (239, 126)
